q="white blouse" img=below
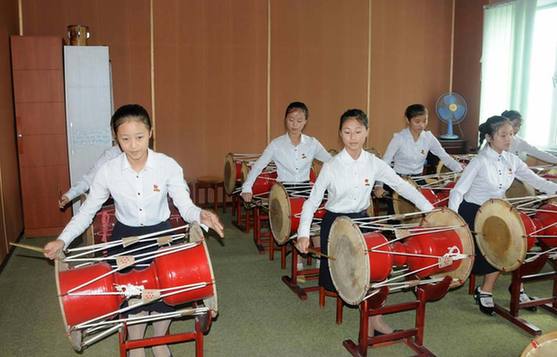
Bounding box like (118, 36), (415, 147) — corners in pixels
(63, 145), (122, 201)
(510, 136), (557, 164)
(382, 128), (463, 175)
(242, 133), (332, 193)
(59, 149), (201, 248)
(297, 149), (434, 238)
(448, 145), (557, 211)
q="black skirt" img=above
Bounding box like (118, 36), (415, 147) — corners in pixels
(319, 210), (369, 292)
(457, 200), (498, 275)
(110, 220), (175, 315)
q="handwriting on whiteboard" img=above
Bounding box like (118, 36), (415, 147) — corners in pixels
(72, 129), (112, 146)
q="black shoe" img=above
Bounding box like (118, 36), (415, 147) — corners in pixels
(474, 286), (495, 316)
(509, 285), (537, 312)
(374, 329), (402, 336)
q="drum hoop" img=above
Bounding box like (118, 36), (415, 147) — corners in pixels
(521, 331), (557, 357)
(475, 199), (527, 272)
(55, 257), (83, 351)
(420, 207), (474, 288)
(200, 239), (218, 318)
(240, 161), (250, 182)
(223, 153), (236, 195)
(328, 216), (370, 306)
(269, 183), (292, 245)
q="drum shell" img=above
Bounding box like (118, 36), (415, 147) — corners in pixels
(362, 232), (392, 282)
(58, 243), (214, 327)
(309, 168), (317, 183)
(155, 243), (214, 305)
(288, 196), (326, 234)
(59, 263), (124, 326)
(251, 171), (277, 195)
(419, 188), (440, 207)
(533, 203), (557, 248)
(435, 181), (456, 207)
(400, 229), (463, 278)
(519, 212), (538, 250)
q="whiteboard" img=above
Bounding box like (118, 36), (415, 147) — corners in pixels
(64, 46), (113, 213)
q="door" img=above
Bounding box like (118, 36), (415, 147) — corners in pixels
(11, 36), (71, 236)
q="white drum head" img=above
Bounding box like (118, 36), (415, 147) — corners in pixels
(269, 183), (292, 245)
(223, 153), (237, 195)
(475, 199), (527, 272)
(189, 223), (204, 243)
(521, 331), (557, 357)
(328, 216), (370, 306)
(200, 240), (218, 318)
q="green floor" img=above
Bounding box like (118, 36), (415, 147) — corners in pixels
(0, 212), (556, 356)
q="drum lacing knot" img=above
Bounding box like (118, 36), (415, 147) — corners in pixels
(114, 283), (144, 298)
(438, 246), (467, 268)
(446, 246), (467, 260)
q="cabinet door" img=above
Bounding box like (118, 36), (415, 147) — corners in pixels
(11, 36), (71, 236)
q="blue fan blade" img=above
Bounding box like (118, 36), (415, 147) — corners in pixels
(454, 105), (466, 120)
(437, 107), (453, 121)
(443, 95), (457, 106)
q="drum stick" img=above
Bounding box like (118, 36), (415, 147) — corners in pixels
(307, 248), (335, 261)
(10, 242), (45, 253)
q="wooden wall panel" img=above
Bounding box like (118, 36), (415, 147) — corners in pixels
(454, 0), (488, 151)
(21, 0), (151, 113)
(0, 0), (22, 260)
(370, 0), (453, 153)
(154, 0), (268, 178)
(15, 0), (474, 178)
(271, 0), (369, 152)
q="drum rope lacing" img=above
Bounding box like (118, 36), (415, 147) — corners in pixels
(66, 233), (186, 268)
(74, 281), (212, 330)
(66, 224), (191, 253)
(369, 247), (466, 290)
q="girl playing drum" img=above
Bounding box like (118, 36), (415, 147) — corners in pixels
(449, 115), (557, 315)
(44, 104), (224, 357)
(296, 108), (434, 335)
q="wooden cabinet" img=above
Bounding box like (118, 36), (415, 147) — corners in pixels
(11, 36), (72, 236)
(438, 138), (468, 154)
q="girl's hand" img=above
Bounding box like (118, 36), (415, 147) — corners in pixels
(241, 192), (252, 203)
(58, 194), (70, 208)
(296, 236), (310, 253)
(200, 210), (224, 238)
(44, 240), (64, 260)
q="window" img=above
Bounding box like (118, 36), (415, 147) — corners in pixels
(480, 0), (557, 148)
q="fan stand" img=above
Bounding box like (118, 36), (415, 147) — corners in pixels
(439, 118), (459, 140)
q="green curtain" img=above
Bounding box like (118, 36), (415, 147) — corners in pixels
(479, 0), (537, 130)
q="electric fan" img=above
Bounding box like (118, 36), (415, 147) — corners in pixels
(436, 92), (468, 140)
